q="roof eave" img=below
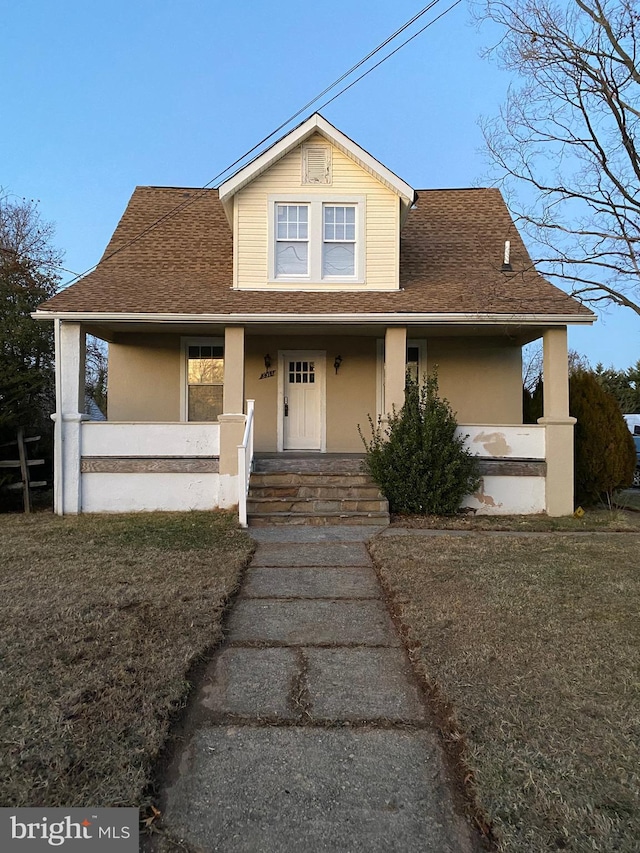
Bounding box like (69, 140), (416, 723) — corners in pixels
(32, 310), (596, 325)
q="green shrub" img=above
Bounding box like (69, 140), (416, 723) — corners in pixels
(359, 373), (480, 515)
(570, 369), (636, 506)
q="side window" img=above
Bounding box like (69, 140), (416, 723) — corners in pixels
(376, 338), (427, 420)
(185, 341), (224, 421)
(406, 345), (421, 384)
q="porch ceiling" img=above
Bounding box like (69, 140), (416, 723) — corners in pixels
(81, 318), (548, 346)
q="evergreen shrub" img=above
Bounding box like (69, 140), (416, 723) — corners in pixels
(359, 373), (480, 515)
(570, 369), (636, 506)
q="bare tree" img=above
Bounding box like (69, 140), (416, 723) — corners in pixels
(477, 0), (640, 316)
(522, 342), (544, 392)
(85, 336), (108, 416)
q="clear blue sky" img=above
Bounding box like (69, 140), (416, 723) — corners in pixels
(2, 0), (638, 369)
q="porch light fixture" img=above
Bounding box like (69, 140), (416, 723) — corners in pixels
(264, 354), (272, 370)
(334, 355), (343, 374)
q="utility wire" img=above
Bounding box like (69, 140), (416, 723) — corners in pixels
(60, 0), (460, 288)
(318, 0), (463, 112)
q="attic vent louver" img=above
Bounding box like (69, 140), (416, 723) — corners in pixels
(302, 145), (332, 184)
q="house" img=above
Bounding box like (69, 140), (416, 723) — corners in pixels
(34, 113), (595, 522)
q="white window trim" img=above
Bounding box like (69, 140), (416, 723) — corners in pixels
(268, 194), (365, 286)
(180, 336), (224, 422)
(376, 338), (427, 421)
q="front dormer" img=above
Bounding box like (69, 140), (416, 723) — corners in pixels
(218, 114), (415, 291)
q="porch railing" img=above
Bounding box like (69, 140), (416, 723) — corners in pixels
(237, 399), (255, 528)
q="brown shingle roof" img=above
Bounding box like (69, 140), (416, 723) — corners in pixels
(38, 186), (592, 317)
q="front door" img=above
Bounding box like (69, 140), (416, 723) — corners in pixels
(280, 351), (325, 451)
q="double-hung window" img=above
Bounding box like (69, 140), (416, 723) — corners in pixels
(184, 339), (224, 421)
(270, 196), (364, 284)
(323, 205), (356, 277)
(275, 204), (309, 277)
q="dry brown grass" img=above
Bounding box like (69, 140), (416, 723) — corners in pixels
(0, 511), (253, 809)
(390, 506), (640, 531)
(369, 532), (640, 853)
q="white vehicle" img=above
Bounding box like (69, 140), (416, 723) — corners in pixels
(623, 415), (640, 488)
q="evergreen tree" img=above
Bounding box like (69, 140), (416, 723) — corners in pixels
(570, 370), (636, 506)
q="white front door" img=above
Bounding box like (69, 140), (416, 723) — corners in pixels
(280, 351), (326, 451)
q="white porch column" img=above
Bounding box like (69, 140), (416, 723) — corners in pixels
(219, 326), (246, 483)
(384, 326), (407, 416)
(538, 326), (576, 516)
(53, 321), (86, 515)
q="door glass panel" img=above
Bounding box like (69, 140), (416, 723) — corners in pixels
(288, 360), (315, 384)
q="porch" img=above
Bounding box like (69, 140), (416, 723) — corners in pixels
(51, 321), (575, 519)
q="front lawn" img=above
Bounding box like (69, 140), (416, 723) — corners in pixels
(0, 511), (253, 809)
(369, 532), (640, 853)
(389, 506), (640, 531)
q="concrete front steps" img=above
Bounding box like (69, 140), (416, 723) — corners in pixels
(248, 455), (390, 527)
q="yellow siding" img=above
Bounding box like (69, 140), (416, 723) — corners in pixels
(235, 133), (399, 290)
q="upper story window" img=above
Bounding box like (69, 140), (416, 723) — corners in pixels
(323, 205), (356, 277)
(276, 204), (308, 276)
(270, 195), (364, 285)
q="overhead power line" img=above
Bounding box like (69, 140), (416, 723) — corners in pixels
(61, 0), (461, 288)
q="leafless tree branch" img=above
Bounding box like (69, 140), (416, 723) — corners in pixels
(476, 0), (640, 314)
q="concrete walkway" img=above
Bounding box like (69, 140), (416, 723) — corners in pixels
(161, 526), (477, 853)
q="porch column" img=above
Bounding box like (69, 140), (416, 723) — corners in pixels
(537, 326), (576, 516)
(223, 326), (245, 414)
(53, 321), (86, 515)
(219, 326), (245, 481)
(384, 326), (407, 415)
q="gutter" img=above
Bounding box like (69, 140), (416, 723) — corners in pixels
(32, 311), (596, 326)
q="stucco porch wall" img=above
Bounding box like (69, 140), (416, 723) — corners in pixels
(462, 475), (546, 515)
(458, 425), (545, 459)
(106, 333), (524, 444)
(245, 335), (378, 453)
(427, 338), (523, 424)
(82, 421), (220, 456)
(81, 472), (233, 513)
(79, 421), (236, 513)
(108, 334), (181, 421)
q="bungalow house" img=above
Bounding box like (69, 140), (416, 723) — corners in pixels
(34, 113), (594, 523)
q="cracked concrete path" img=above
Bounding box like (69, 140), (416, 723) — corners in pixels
(161, 526), (479, 853)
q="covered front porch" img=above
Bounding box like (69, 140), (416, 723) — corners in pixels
(51, 318), (576, 520)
